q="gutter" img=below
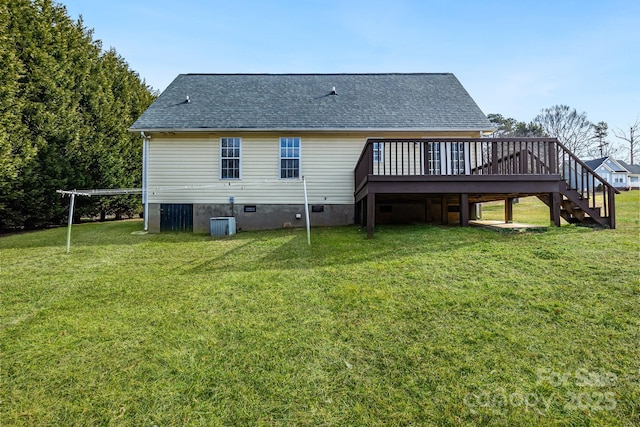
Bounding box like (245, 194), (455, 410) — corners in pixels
(128, 127), (497, 134)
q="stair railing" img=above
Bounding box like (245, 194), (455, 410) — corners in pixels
(555, 140), (618, 227)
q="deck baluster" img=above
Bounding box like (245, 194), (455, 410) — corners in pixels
(355, 137), (617, 230)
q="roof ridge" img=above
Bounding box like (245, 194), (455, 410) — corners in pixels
(181, 72), (453, 76)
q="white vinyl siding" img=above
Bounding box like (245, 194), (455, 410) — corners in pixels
(148, 134), (361, 205)
(147, 136), (217, 203)
(147, 132), (471, 205)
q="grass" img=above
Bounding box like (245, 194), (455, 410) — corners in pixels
(1, 192), (639, 426)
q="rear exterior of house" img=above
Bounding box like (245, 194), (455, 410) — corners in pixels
(142, 131), (493, 232)
(129, 73), (494, 232)
(129, 73), (617, 234)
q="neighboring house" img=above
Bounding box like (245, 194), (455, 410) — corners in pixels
(618, 160), (640, 189)
(129, 73), (617, 234)
(583, 157), (629, 189)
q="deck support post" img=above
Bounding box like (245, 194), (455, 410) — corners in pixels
(440, 195), (449, 225)
(367, 193), (375, 238)
(607, 187), (616, 229)
(469, 203), (480, 220)
(550, 192), (561, 227)
(460, 193), (469, 226)
(505, 197), (514, 223)
(424, 196), (430, 223)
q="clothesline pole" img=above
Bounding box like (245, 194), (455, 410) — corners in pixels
(66, 193), (76, 254)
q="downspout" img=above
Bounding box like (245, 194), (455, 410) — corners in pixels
(141, 132), (150, 231)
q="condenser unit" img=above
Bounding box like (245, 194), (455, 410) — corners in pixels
(210, 217), (236, 236)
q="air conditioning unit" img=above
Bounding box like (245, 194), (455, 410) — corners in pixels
(210, 217), (236, 236)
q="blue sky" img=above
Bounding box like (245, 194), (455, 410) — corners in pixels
(61, 0), (639, 146)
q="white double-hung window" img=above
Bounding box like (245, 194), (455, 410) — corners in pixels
(220, 137), (241, 179)
(280, 137), (300, 179)
(427, 142), (441, 175)
(451, 142), (465, 175)
(373, 142), (384, 163)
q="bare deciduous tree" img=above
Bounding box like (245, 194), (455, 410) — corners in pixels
(612, 117), (640, 164)
(533, 105), (595, 158)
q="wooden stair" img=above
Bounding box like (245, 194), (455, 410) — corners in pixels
(537, 183), (613, 228)
(470, 138), (616, 229)
(539, 139), (618, 228)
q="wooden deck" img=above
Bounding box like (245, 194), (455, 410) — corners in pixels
(354, 138), (617, 237)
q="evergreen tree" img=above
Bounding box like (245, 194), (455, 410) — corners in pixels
(0, 0), (155, 229)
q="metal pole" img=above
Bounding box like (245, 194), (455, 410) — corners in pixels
(66, 193), (75, 254)
(302, 176), (311, 246)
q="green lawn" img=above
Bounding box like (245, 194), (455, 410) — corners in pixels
(1, 192), (639, 426)
(479, 196), (554, 225)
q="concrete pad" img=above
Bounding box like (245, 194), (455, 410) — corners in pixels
(469, 220), (548, 233)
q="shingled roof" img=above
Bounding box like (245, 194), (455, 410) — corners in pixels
(130, 73), (494, 132)
(618, 160), (640, 174)
(584, 157), (629, 172)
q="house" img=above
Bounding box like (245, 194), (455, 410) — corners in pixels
(583, 157), (630, 189)
(618, 160), (640, 189)
(129, 73), (617, 234)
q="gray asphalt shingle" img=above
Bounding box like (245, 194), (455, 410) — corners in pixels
(130, 73), (494, 131)
(618, 160), (640, 174)
(584, 157), (608, 170)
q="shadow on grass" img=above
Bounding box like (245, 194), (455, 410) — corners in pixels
(184, 225), (496, 273)
(4, 193), (637, 252)
(0, 220), (206, 250)
(1, 219), (493, 258)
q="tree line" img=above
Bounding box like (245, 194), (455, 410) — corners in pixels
(489, 106), (639, 163)
(0, 0), (156, 230)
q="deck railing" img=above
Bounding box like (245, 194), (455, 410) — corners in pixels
(355, 137), (617, 224)
(355, 138), (561, 185)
